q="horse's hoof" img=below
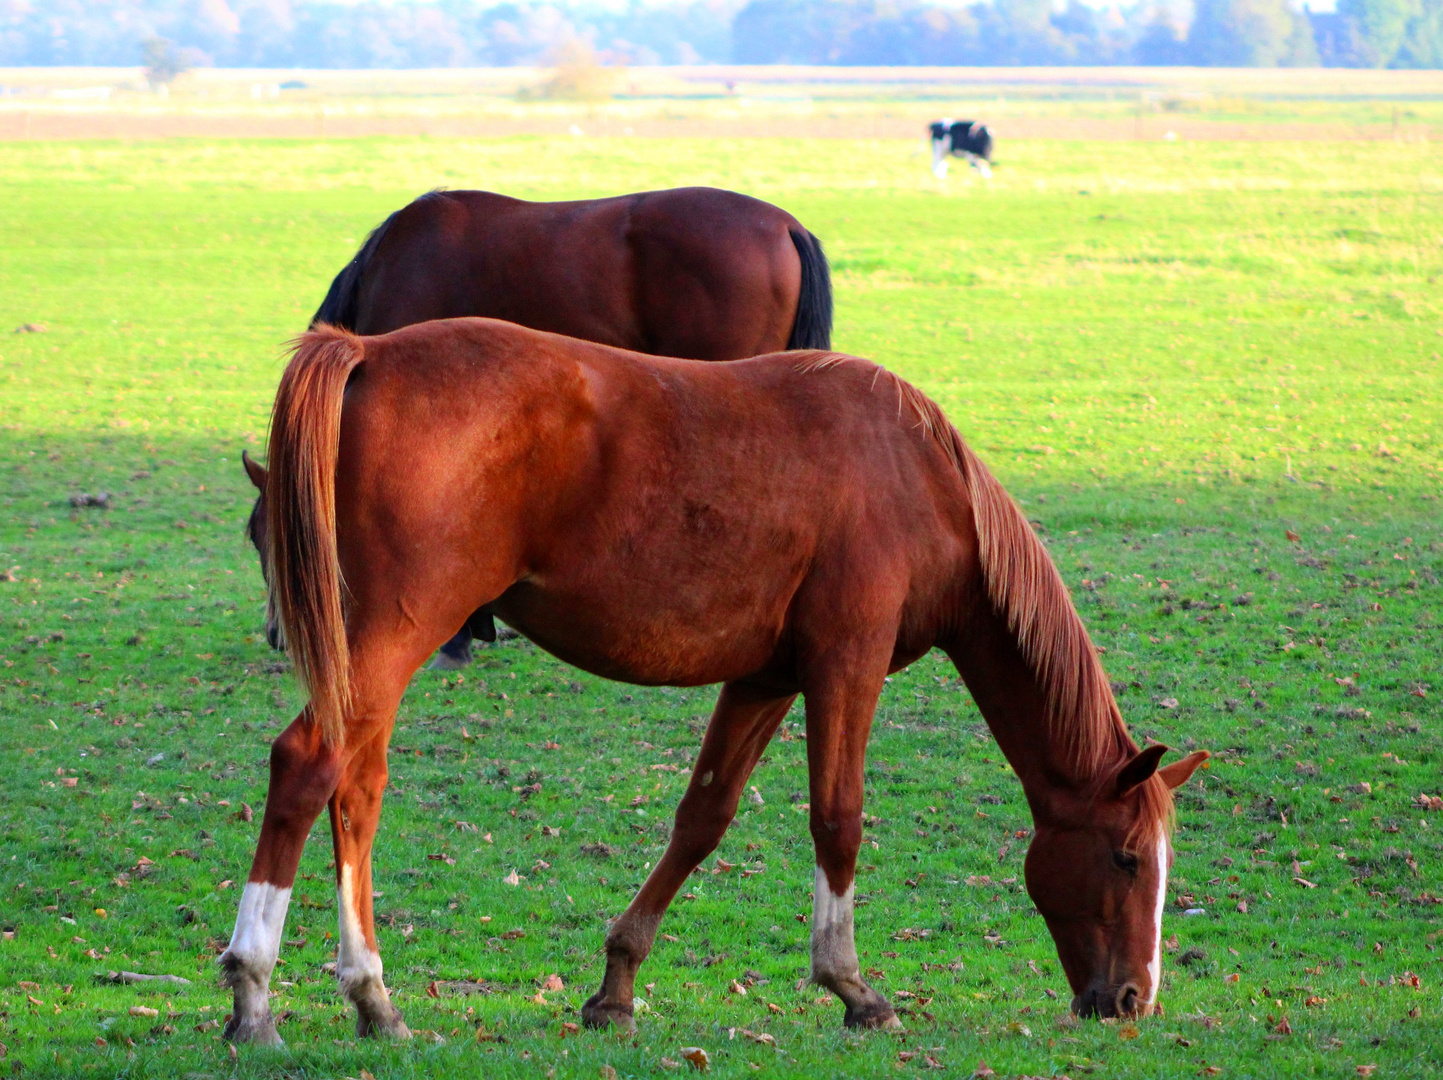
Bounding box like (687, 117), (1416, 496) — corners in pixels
(356, 1004), (412, 1039)
(842, 1000), (903, 1031)
(428, 651), (470, 671)
(222, 1013), (284, 1046)
(581, 994), (637, 1033)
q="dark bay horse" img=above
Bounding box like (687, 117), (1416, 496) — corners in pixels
(245, 185), (832, 668)
(222, 319), (1208, 1044)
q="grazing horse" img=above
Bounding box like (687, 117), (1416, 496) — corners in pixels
(244, 186), (833, 669)
(222, 318), (1208, 1044)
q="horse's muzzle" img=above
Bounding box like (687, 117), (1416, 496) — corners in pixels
(1072, 982), (1151, 1019)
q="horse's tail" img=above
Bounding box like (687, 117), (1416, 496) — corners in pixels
(787, 228), (833, 350)
(265, 325), (366, 748)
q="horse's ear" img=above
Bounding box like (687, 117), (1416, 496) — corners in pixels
(1114, 744), (1170, 798)
(1158, 750), (1210, 790)
(242, 450), (268, 492)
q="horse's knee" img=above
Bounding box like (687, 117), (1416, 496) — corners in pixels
(669, 808), (731, 865)
(268, 722), (341, 819)
(808, 806), (862, 859)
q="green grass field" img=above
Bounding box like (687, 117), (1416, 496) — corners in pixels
(1, 134), (1440, 1080)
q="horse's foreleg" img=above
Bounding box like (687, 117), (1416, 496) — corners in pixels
(221, 718), (342, 1044)
(581, 681), (795, 1032)
(329, 730), (411, 1039)
(803, 661), (900, 1031)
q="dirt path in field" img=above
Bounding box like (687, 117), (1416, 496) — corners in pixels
(0, 110), (1435, 142)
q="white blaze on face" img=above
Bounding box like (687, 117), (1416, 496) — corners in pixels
(336, 863), (384, 993)
(1145, 833), (1168, 1004)
(810, 865), (860, 981)
(227, 881), (292, 973)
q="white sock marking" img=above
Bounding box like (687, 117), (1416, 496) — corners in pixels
(1145, 834), (1167, 1004)
(227, 881), (291, 974)
(336, 863), (384, 994)
(810, 864), (859, 980)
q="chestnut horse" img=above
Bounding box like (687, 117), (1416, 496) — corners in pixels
(247, 185), (832, 668)
(223, 319), (1208, 1044)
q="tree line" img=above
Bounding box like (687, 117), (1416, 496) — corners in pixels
(1, 0), (1438, 70)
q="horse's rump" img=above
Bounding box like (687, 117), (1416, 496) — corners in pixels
(309, 187), (830, 357)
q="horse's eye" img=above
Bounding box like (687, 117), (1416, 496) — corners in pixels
(1112, 850), (1139, 874)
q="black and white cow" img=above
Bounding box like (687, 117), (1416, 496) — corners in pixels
(929, 119), (993, 179)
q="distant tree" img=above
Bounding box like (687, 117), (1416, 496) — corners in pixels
(1188, 0), (1318, 65)
(1336, 0), (1421, 64)
(1134, 19), (1191, 64)
(142, 35), (186, 87)
(1394, 0), (1443, 65)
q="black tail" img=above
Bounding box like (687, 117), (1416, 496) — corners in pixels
(311, 191), (450, 329)
(310, 209), (404, 330)
(787, 228), (833, 350)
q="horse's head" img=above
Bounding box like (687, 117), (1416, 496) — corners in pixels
(1025, 745), (1209, 1019)
(241, 451), (283, 652)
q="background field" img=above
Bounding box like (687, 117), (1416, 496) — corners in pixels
(1, 96), (1441, 1079)
(3, 65), (1443, 141)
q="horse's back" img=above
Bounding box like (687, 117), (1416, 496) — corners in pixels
(351, 188), (803, 359)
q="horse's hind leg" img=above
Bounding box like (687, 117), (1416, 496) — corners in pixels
(220, 719), (342, 1044)
(802, 656), (901, 1030)
(328, 729), (411, 1038)
(581, 680), (795, 1032)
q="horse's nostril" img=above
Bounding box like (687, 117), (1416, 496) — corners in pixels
(1116, 983), (1141, 1016)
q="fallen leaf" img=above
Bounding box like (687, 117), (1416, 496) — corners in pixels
(128, 1006), (158, 1018)
(1273, 1017), (1292, 1035)
(502, 870), (521, 886)
(601, 1068), (618, 1080)
(1293, 877), (1317, 888)
(659, 1059), (681, 1071)
(1356, 1067), (1377, 1077)
(559, 1022), (579, 1036)
(1118, 1023), (1140, 1040)
(679, 1046), (710, 1071)
(1223, 973), (1240, 984)
(542, 974), (565, 992)
(727, 979), (748, 996)
(426, 980), (440, 999)
(1305, 996), (1327, 1007)
(1286, 529), (1301, 543)
(972, 1063), (996, 1079)
(1158, 697), (1179, 709)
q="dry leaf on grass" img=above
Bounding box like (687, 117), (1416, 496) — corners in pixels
(542, 973), (565, 992)
(679, 1046), (710, 1070)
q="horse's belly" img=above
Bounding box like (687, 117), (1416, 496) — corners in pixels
(492, 580), (788, 688)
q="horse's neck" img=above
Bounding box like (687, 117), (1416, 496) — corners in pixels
(946, 599), (1112, 800)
